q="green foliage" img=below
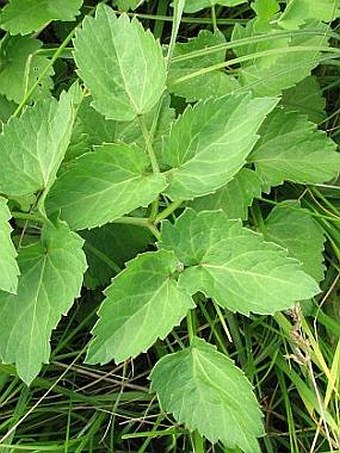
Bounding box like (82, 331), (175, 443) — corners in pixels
(249, 109), (340, 190)
(281, 76), (326, 123)
(87, 250), (195, 364)
(160, 209), (319, 315)
(0, 0), (83, 35)
(82, 223), (152, 288)
(162, 94), (278, 199)
(190, 168), (262, 220)
(183, 0), (247, 13)
(0, 1), (339, 450)
(264, 202), (326, 282)
(78, 95), (174, 150)
(0, 197), (19, 294)
(251, 0), (279, 21)
(73, 5), (166, 121)
(46, 143), (167, 229)
(0, 36), (53, 103)
(0, 91), (74, 197)
(168, 30), (239, 101)
(151, 337), (263, 453)
(0, 222), (86, 385)
(232, 20), (328, 96)
(115, 0), (140, 11)
(278, 0), (340, 29)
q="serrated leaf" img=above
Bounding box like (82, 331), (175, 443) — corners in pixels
(0, 92), (75, 198)
(249, 109), (340, 190)
(232, 20), (328, 96)
(0, 198), (19, 294)
(0, 0), (83, 35)
(190, 168), (262, 220)
(264, 202), (326, 282)
(0, 222), (87, 385)
(86, 250), (194, 364)
(151, 337), (263, 452)
(279, 0), (340, 29)
(74, 5), (166, 121)
(160, 209), (319, 315)
(46, 143), (167, 230)
(169, 30), (240, 101)
(184, 0), (247, 13)
(162, 94), (278, 200)
(0, 36), (53, 103)
(281, 76), (326, 124)
(82, 223), (152, 289)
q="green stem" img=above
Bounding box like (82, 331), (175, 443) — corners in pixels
(138, 115), (160, 175)
(259, 196), (340, 224)
(309, 186), (340, 217)
(171, 30), (331, 64)
(138, 113), (161, 220)
(166, 0), (185, 67)
(112, 216), (150, 227)
(11, 211), (44, 223)
(212, 301), (232, 343)
(112, 216), (161, 240)
(154, 199), (183, 224)
(211, 5), (218, 33)
(251, 200), (267, 233)
(137, 414), (164, 453)
(172, 45), (338, 86)
(114, 10), (248, 25)
(187, 310), (195, 344)
(153, 0), (168, 41)
(149, 197), (160, 221)
(148, 223), (161, 241)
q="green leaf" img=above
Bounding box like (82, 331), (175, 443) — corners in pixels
(162, 94), (278, 200)
(78, 95), (175, 150)
(82, 223), (152, 289)
(183, 0), (247, 13)
(0, 92), (75, 198)
(74, 5), (166, 121)
(252, 0), (280, 21)
(169, 30), (240, 101)
(279, 0), (340, 29)
(0, 0), (83, 35)
(264, 202), (326, 282)
(0, 222), (87, 385)
(46, 143), (167, 230)
(249, 109), (340, 190)
(0, 96), (16, 127)
(63, 117), (89, 164)
(0, 198), (19, 294)
(232, 20), (328, 96)
(190, 168), (262, 220)
(160, 209), (320, 315)
(151, 337), (263, 452)
(281, 76), (326, 124)
(115, 0), (140, 11)
(0, 36), (53, 103)
(86, 250), (194, 364)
